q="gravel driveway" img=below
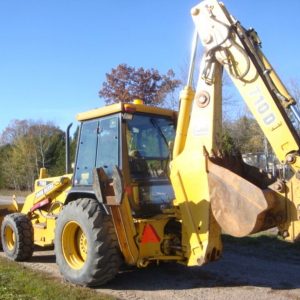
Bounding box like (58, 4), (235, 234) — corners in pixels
(0, 235), (299, 299)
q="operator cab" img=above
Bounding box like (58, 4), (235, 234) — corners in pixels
(126, 112), (175, 216)
(73, 101), (176, 216)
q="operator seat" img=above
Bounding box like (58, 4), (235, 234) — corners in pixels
(128, 150), (150, 178)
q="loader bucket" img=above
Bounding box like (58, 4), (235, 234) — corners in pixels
(0, 198), (19, 231)
(207, 159), (277, 237)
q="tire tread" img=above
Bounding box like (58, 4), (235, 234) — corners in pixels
(1, 213), (34, 261)
(55, 198), (122, 286)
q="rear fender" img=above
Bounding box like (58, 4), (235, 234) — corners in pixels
(65, 190), (109, 215)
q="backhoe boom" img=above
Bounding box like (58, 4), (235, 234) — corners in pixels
(171, 0), (300, 267)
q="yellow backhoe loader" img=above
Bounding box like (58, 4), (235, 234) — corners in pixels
(1, 0), (300, 286)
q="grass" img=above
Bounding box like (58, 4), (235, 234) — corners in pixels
(0, 257), (115, 300)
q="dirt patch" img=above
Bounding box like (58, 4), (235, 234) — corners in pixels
(0, 236), (299, 300)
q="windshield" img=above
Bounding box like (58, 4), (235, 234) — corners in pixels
(126, 114), (175, 180)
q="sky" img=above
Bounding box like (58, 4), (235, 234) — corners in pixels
(1, 0), (300, 133)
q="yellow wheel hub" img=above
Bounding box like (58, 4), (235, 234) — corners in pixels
(62, 221), (88, 270)
(4, 225), (15, 251)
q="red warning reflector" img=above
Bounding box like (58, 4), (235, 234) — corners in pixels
(125, 185), (133, 196)
(141, 224), (161, 244)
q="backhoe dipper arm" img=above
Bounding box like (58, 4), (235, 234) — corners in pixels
(192, 0), (300, 166)
(170, 0), (300, 267)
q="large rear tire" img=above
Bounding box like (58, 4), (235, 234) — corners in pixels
(54, 198), (122, 286)
(0, 213), (34, 261)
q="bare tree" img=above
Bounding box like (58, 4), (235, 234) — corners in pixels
(287, 79), (300, 132)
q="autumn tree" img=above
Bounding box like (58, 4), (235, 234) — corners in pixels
(223, 116), (266, 154)
(99, 64), (181, 107)
(0, 144), (12, 189)
(0, 120), (65, 190)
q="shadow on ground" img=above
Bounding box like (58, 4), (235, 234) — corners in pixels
(1, 234), (299, 292)
(101, 235), (300, 292)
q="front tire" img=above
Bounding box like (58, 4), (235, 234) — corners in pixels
(54, 198), (122, 286)
(1, 213), (34, 261)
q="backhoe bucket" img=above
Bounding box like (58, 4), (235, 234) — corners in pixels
(207, 159), (277, 237)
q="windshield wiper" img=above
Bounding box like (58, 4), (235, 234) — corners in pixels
(150, 118), (169, 149)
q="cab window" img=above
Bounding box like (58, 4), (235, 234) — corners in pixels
(74, 115), (119, 185)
